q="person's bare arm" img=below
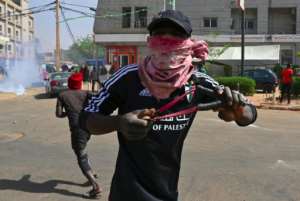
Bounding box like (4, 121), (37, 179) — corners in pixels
(56, 99), (67, 118)
(81, 109), (155, 140)
(84, 113), (120, 134)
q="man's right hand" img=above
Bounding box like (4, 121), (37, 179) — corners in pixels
(117, 109), (156, 141)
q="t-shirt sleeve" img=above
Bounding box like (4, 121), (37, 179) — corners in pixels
(83, 65), (136, 115)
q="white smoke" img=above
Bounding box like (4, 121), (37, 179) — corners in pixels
(0, 42), (42, 95)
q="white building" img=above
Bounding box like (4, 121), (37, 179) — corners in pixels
(93, 0), (300, 75)
(0, 0), (34, 63)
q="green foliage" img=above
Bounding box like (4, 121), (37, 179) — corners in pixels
(292, 77), (300, 97)
(208, 44), (231, 60)
(272, 63), (282, 78)
(223, 65), (232, 76)
(215, 76), (256, 96)
(203, 63), (211, 74)
(66, 36), (104, 65)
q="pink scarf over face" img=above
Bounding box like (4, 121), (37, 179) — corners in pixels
(138, 35), (208, 99)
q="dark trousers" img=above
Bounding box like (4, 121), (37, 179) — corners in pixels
(71, 129), (91, 175)
(280, 83), (292, 104)
(68, 113), (92, 176)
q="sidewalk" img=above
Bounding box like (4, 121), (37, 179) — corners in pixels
(247, 91), (300, 111)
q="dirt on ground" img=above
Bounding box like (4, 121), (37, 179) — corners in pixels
(0, 88), (44, 101)
(247, 88), (300, 108)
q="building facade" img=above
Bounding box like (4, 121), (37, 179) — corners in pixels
(94, 0), (300, 74)
(0, 0), (34, 63)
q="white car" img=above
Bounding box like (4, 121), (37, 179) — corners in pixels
(45, 72), (71, 97)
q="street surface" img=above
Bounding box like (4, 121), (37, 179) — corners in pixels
(0, 88), (300, 201)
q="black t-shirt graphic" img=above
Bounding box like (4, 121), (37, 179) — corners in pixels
(84, 64), (248, 201)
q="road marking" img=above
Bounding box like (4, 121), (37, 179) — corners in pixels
(248, 124), (274, 131)
(205, 118), (274, 131)
(270, 160), (300, 171)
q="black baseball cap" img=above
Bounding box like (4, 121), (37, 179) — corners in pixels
(147, 10), (192, 37)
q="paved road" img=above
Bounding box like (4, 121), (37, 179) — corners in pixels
(0, 90), (300, 201)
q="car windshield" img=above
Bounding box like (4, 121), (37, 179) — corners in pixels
(51, 72), (71, 80)
(267, 69), (277, 78)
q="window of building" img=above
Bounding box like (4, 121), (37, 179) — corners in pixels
(0, 24), (3, 34)
(7, 10), (12, 21)
(29, 21), (32, 28)
(16, 30), (19, 39)
(16, 15), (19, 23)
(8, 27), (12, 36)
(281, 49), (293, 65)
(7, 44), (12, 51)
(0, 6), (2, 14)
(245, 19), (255, 30)
(134, 7), (147, 28)
(13, 0), (21, 6)
(122, 7), (131, 28)
(203, 17), (218, 28)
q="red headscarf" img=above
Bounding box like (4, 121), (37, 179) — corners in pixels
(138, 36), (208, 99)
(68, 73), (83, 90)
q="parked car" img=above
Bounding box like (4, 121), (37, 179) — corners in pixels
(244, 69), (278, 93)
(41, 64), (56, 81)
(45, 72), (71, 97)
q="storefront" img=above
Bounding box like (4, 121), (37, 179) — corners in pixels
(106, 45), (137, 71)
(94, 34), (148, 73)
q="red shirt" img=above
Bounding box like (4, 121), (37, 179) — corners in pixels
(281, 68), (294, 84)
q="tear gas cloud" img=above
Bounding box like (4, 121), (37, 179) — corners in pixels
(0, 43), (42, 95)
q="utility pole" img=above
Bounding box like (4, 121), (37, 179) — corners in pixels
(55, 0), (61, 71)
(93, 34), (98, 71)
(237, 0), (245, 76)
(241, 9), (245, 76)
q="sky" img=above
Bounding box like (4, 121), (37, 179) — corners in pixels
(29, 0), (98, 52)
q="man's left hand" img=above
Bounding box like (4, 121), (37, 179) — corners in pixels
(216, 87), (254, 125)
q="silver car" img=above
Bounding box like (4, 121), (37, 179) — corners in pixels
(45, 72), (71, 97)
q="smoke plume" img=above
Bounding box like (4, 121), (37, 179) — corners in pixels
(0, 43), (42, 95)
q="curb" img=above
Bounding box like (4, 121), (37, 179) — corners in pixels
(256, 104), (300, 111)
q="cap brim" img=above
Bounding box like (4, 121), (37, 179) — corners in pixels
(148, 18), (189, 36)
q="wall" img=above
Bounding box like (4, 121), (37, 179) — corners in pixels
(94, 0), (163, 34)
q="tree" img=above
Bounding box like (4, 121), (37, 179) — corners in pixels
(66, 35), (104, 65)
(297, 51), (300, 59)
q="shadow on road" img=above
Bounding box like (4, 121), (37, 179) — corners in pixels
(34, 93), (55, 100)
(0, 174), (87, 199)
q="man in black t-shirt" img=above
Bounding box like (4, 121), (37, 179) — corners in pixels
(80, 10), (257, 201)
(56, 73), (102, 198)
